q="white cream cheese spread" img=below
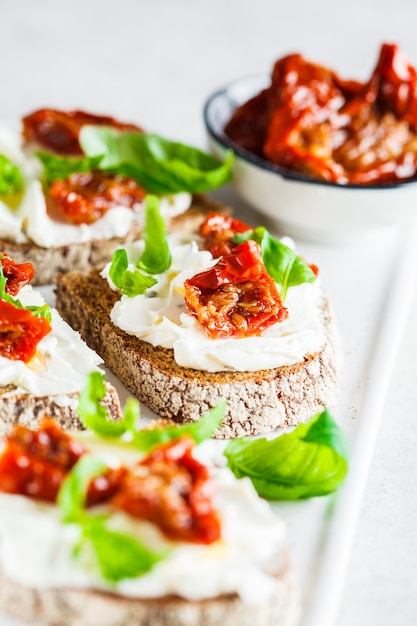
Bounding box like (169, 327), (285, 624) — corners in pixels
(101, 235), (326, 373)
(0, 131), (192, 248)
(0, 285), (102, 395)
(0, 440), (287, 605)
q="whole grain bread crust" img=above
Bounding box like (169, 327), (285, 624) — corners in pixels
(0, 195), (228, 286)
(0, 382), (122, 437)
(0, 556), (298, 626)
(55, 271), (342, 438)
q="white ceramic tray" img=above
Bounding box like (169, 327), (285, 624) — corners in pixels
(1, 212), (416, 626)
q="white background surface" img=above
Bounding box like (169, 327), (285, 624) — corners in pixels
(0, 1), (417, 624)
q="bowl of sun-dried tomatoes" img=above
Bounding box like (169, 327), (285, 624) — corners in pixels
(204, 43), (417, 242)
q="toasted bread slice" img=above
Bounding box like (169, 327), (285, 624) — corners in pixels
(0, 195), (229, 286)
(55, 270), (341, 438)
(0, 382), (121, 437)
(0, 557), (298, 626)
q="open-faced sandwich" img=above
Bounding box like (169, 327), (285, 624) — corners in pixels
(0, 252), (121, 433)
(0, 376), (306, 626)
(0, 108), (232, 284)
(55, 198), (342, 438)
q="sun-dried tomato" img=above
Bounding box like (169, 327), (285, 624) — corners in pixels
(22, 108), (142, 155)
(0, 300), (51, 363)
(184, 240), (288, 339)
(0, 420), (84, 501)
(309, 263), (319, 277)
(111, 436), (221, 545)
(1, 253), (35, 296)
(199, 213), (251, 258)
(48, 170), (146, 225)
(225, 43), (417, 184)
(0, 419), (126, 504)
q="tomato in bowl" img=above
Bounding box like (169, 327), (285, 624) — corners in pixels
(203, 44), (417, 242)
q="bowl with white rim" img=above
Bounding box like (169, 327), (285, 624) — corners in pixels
(203, 75), (417, 243)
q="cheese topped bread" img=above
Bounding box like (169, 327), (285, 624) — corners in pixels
(0, 109), (232, 284)
(0, 253), (121, 434)
(55, 210), (342, 438)
(0, 415), (299, 626)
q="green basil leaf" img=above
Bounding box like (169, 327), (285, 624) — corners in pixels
(57, 455), (108, 522)
(109, 248), (158, 297)
(0, 154), (23, 196)
(136, 195), (171, 274)
(80, 517), (167, 583)
(224, 409), (348, 500)
(123, 397), (141, 432)
(78, 371), (141, 438)
(133, 399), (227, 451)
(234, 227), (316, 300)
(78, 371), (128, 437)
(80, 126), (233, 194)
(36, 151), (104, 186)
(26, 303), (53, 322)
(108, 247), (128, 286)
(58, 454), (166, 582)
(121, 268), (157, 297)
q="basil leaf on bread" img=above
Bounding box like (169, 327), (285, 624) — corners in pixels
(0, 153), (23, 196)
(108, 195), (170, 296)
(233, 226), (317, 300)
(78, 372), (226, 448)
(36, 152), (104, 186)
(79, 126), (234, 194)
(58, 453), (166, 582)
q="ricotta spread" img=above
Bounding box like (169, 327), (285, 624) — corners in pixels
(0, 131), (192, 248)
(0, 285), (102, 395)
(0, 439), (287, 605)
(102, 235), (327, 372)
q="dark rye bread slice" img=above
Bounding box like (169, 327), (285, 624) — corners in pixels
(0, 195), (229, 286)
(0, 556), (298, 626)
(55, 271), (342, 439)
(0, 382), (122, 437)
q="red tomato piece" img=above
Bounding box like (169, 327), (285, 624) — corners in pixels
(0, 419), (126, 505)
(0, 300), (52, 363)
(48, 170), (146, 225)
(1, 253), (35, 296)
(224, 44), (417, 184)
(184, 241), (288, 339)
(22, 108), (142, 155)
(0, 420), (85, 501)
(372, 43), (417, 126)
(199, 213), (251, 258)
(111, 436), (221, 545)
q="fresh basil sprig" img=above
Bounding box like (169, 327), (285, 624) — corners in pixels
(36, 151), (104, 186)
(108, 195), (171, 296)
(109, 248), (158, 297)
(58, 455), (108, 522)
(137, 195), (171, 274)
(57, 454), (166, 582)
(79, 126), (234, 195)
(78, 370), (140, 438)
(0, 260), (52, 322)
(0, 154), (23, 196)
(224, 409), (348, 500)
(233, 226), (316, 301)
(78, 371), (226, 449)
(79, 517), (166, 583)
(132, 400), (227, 452)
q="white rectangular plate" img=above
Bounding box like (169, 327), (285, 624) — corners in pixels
(1, 220), (416, 626)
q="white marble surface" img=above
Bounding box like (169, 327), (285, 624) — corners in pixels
(1, 0), (417, 624)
